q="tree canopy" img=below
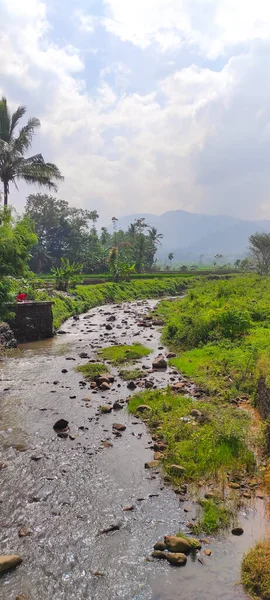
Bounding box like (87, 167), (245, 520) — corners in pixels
(249, 232), (270, 275)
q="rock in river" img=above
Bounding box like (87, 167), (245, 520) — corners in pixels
(152, 550), (166, 559)
(0, 555), (22, 574)
(232, 527), (244, 536)
(154, 541), (166, 551)
(152, 356), (167, 369)
(166, 552), (187, 566)
(18, 526), (31, 538)
(164, 535), (191, 554)
(112, 423), (126, 431)
(145, 460), (159, 469)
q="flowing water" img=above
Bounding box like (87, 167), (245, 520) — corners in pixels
(0, 299), (269, 600)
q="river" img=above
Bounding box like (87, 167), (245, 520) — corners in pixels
(0, 299), (268, 600)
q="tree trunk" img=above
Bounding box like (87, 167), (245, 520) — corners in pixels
(3, 180), (8, 207)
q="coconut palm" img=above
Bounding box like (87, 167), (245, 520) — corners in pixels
(0, 97), (63, 206)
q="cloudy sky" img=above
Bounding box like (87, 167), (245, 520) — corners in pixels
(1, 0), (270, 220)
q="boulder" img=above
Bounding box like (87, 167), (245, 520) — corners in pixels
(152, 550), (166, 559)
(154, 541), (166, 551)
(113, 401), (123, 410)
(53, 419), (69, 432)
(154, 451), (163, 460)
(79, 352), (89, 359)
(166, 552), (187, 566)
(171, 382), (186, 391)
(0, 555), (22, 574)
(152, 356), (167, 369)
(164, 536), (191, 554)
(166, 352), (176, 359)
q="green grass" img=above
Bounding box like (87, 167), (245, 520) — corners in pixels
(33, 277), (188, 329)
(76, 362), (108, 379)
(99, 344), (150, 365)
(119, 367), (144, 380)
(128, 389), (255, 482)
(241, 539), (270, 600)
(193, 499), (232, 534)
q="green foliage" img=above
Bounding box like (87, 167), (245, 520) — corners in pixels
(128, 389), (255, 481)
(76, 363), (108, 379)
(156, 274), (270, 399)
(241, 539), (270, 600)
(194, 499), (232, 534)
(119, 368), (144, 380)
(0, 97), (63, 206)
(249, 232), (270, 275)
(35, 277), (188, 330)
(52, 257), (82, 291)
(0, 208), (37, 276)
(99, 344), (150, 365)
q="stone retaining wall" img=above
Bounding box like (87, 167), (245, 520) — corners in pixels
(6, 302), (54, 343)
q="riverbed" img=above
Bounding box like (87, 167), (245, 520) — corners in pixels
(0, 299), (268, 600)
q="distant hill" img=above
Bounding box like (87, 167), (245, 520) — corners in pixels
(109, 210), (270, 262)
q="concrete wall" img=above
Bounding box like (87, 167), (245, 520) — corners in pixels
(6, 301), (54, 343)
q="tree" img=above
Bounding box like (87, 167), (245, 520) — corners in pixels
(25, 194), (96, 271)
(249, 232), (270, 274)
(168, 252), (174, 269)
(0, 97), (63, 206)
(0, 208), (37, 276)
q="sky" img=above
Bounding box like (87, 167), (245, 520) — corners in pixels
(1, 0), (270, 220)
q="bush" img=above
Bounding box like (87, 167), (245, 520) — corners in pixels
(241, 539), (270, 600)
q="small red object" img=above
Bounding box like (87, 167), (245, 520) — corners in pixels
(16, 293), (27, 302)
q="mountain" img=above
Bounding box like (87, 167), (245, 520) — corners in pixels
(110, 210), (270, 262)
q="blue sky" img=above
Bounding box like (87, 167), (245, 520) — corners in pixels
(1, 0), (270, 220)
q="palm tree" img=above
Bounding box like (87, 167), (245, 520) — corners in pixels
(168, 252), (174, 269)
(0, 97), (63, 206)
(148, 226), (163, 246)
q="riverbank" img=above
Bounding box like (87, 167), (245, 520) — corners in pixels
(0, 298), (266, 600)
(34, 277), (189, 330)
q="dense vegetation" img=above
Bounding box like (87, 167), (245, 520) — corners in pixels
(241, 540), (270, 600)
(155, 275), (270, 400)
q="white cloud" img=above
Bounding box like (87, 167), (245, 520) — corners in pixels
(103, 0), (270, 57)
(2, 0), (270, 221)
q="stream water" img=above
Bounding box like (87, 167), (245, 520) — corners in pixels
(0, 299), (269, 600)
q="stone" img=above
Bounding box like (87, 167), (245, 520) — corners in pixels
(171, 382), (186, 391)
(127, 381), (136, 390)
(61, 369), (68, 374)
(16, 595), (30, 600)
(53, 419), (69, 432)
(229, 482), (241, 489)
(204, 549), (212, 556)
(79, 352), (89, 359)
(152, 550), (167, 559)
(145, 461), (160, 469)
(18, 526), (31, 538)
(112, 423), (126, 431)
(169, 464), (185, 476)
(100, 382), (111, 391)
(102, 441), (113, 448)
(166, 552), (187, 566)
(106, 324), (113, 330)
(82, 397), (92, 402)
(166, 352), (176, 358)
(113, 401), (123, 410)
(100, 405), (112, 413)
(242, 492), (252, 499)
(164, 536), (191, 554)
(0, 555), (22, 574)
(145, 380), (154, 389)
(136, 405), (152, 413)
(232, 527), (244, 536)
(152, 356), (167, 369)
(122, 505), (135, 511)
(154, 541), (166, 551)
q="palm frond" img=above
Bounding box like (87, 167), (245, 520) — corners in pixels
(0, 97), (11, 142)
(10, 106), (26, 136)
(17, 158), (64, 191)
(14, 117), (40, 154)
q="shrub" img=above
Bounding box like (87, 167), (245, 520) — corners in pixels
(241, 539), (270, 600)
